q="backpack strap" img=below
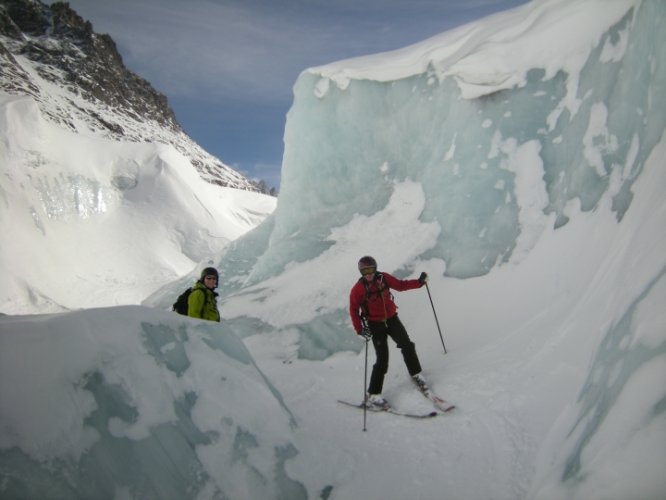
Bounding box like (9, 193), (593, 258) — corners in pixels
(359, 272), (390, 320)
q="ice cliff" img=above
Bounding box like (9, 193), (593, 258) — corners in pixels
(253, 0), (663, 282)
(215, 0), (664, 350)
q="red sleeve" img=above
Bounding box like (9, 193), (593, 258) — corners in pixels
(349, 282), (365, 333)
(382, 272), (422, 292)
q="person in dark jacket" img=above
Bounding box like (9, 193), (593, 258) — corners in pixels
(188, 267), (221, 322)
(349, 256), (428, 408)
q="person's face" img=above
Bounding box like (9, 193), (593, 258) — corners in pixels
(203, 275), (218, 289)
(359, 266), (376, 281)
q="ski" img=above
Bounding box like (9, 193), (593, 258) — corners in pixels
(415, 382), (456, 412)
(337, 400), (439, 419)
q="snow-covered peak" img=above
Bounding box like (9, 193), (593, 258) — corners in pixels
(0, 0), (255, 189)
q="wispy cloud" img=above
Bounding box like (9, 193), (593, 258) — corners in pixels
(69, 0), (356, 102)
(60, 0), (525, 104)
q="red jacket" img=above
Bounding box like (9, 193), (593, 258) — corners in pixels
(349, 272), (422, 333)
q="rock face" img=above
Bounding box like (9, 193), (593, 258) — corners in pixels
(0, 0), (257, 190)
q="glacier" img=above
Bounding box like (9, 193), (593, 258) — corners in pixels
(1, 0), (665, 499)
(240, 0), (664, 284)
(0, 307), (304, 499)
(209, 0), (664, 497)
(210, 0), (665, 359)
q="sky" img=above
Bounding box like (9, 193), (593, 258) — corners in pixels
(44, 0), (529, 189)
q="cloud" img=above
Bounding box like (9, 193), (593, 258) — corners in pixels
(60, 0), (521, 104)
(66, 0), (350, 102)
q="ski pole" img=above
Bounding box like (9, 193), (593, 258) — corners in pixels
(363, 336), (369, 432)
(425, 282), (447, 354)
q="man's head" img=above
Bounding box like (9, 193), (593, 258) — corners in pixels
(358, 256), (377, 280)
(201, 267), (218, 289)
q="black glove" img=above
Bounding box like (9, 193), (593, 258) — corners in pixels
(359, 326), (372, 341)
(418, 272), (428, 285)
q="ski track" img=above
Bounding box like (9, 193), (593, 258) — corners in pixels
(246, 334), (543, 500)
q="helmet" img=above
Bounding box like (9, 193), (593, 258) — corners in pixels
(200, 267), (219, 280)
(357, 256), (377, 270)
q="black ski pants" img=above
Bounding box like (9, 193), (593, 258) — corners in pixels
(367, 315), (422, 395)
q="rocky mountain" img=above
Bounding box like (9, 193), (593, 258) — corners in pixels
(0, 0), (258, 191)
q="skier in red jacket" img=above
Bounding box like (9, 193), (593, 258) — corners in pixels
(349, 256), (429, 409)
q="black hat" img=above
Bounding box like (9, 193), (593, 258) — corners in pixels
(201, 267), (219, 280)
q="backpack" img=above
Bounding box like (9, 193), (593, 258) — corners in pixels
(172, 287), (207, 316)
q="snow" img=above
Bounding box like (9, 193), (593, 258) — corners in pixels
(0, 93), (275, 313)
(0, 307), (299, 498)
(1, 0), (665, 499)
(308, 0), (638, 100)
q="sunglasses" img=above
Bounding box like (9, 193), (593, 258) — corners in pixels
(359, 266), (376, 276)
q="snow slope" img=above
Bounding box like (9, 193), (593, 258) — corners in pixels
(1, 0), (665, 499)
(0, 92), (275, 313)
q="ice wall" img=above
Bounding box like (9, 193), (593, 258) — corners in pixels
(0, 306), (305, 500)
(216, 0), (662, 287)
